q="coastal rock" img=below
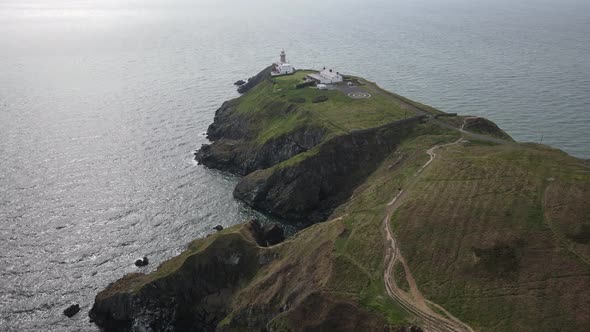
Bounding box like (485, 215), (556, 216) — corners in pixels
(89, 230), (267, 331)
(245, 219), (285, 247)
(213, 225), (224, 231)
(237, 65), (273, 94)
(233, 79), (246, 86)
(463, 117), (513, 141)
(134, 257), (148, 267)
(63, 304), (80, 318)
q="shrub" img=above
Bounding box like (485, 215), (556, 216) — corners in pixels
(289, 97), (306, 104)
(312, 95), (328, 103)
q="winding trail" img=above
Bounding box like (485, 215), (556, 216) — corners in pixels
(382, 118), (480, 332)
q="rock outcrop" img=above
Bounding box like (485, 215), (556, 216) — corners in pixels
(463, 116), (513, 141)
(63, 304), (80, 318)
(89, 221), (381, 332)
(134, 257), (149, 267)
(89, 231), (266, 332)
(237, 65), (273, 94)
(196, 122), (326, 176)
(245, 219), (285, 247)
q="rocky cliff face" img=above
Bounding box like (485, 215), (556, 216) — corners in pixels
(195, 69), (328, 176)
(237, 65), (274, 94)
(89, 223), (278, 332)
(234, 116), (427, 223)
(196, 120), (326, 176)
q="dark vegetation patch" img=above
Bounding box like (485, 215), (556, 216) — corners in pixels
(471, 239), (526, 277)
(359, 282), (409, 326)
(566, 223), (590, 244)
(312, 95), (329, 103)
(289, 97), (306, 104)
(463, 139), (500, 147)
(296, 81), (316, 89)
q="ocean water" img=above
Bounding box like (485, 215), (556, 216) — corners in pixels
(0, 0), (589, 330)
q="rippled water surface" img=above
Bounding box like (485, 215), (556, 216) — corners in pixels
(1, 0), (589, 330)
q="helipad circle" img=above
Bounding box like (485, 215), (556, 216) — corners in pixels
(348, 92), (371, 99)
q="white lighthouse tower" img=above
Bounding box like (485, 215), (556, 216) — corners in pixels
(271, 50), (295, 76)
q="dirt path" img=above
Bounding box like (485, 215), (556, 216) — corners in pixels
(382, 120), (477, 332)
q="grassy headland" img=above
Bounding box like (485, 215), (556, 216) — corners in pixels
(235, 70), (411, 144)
(92, 68), (590, 331)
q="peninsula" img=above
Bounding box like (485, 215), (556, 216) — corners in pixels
(89, 61), (590, 331)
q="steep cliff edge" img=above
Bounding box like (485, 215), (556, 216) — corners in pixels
(462, 116), (514, 141)
(89, 224), (264, 331)
(234, 116), (427, 223)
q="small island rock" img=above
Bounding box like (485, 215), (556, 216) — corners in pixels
(63, 304), (80, 318)
(135, 256), (149, 267)
(234, 80), (246, 86)
(213, 225), (224, 232)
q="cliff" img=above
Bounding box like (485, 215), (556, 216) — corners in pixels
(91, 67), (590, 331)
(233, 116), (427, 223)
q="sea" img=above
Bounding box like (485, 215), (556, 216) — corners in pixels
(1, 0), (589, 330)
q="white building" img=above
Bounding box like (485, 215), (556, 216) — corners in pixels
(307, 67), (343, 84)
(271, 50), (295, 76)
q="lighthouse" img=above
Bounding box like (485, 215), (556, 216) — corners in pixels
(271, 50), (295, 76)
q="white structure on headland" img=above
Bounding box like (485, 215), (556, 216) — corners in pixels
(271, 50), (295, 76)
(307, 67), (343, 84)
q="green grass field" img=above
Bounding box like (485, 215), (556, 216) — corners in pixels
(390, 142), (590, 331)
(236, 70), (408, 144)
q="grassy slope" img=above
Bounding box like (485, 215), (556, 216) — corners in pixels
(235, 70), (408, 145)
(314, 124), (460, 327)
(391, 141), (590, 331)
(190, 121), (458, 330)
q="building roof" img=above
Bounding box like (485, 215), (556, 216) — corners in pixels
(320, 69), (341, 79)
(307, 73), (325, 81)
